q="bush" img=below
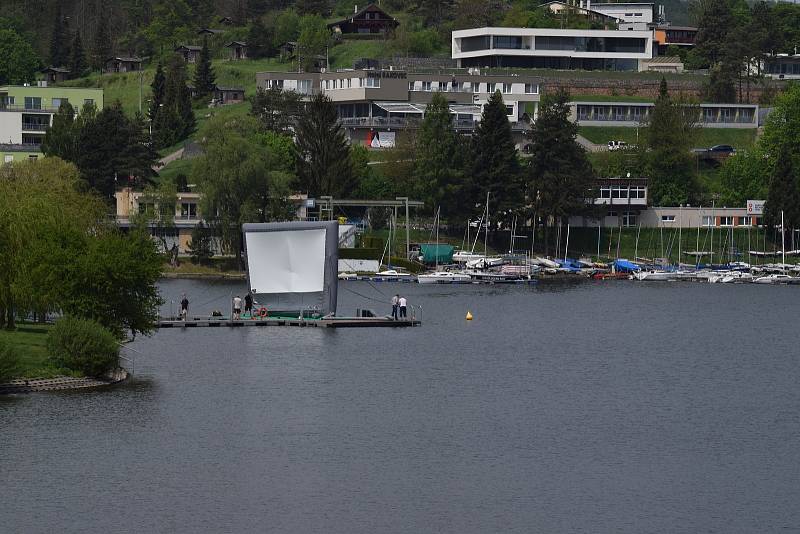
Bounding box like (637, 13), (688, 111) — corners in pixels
(0, 340), (21, 383)
(46, 316), (119, 377)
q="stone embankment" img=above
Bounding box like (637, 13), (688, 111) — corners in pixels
(0, 368), (129, 394)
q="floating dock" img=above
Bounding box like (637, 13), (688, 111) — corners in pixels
(156, 317), (421, 329)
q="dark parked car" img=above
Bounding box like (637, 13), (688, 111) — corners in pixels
(709, 144), (736, 155)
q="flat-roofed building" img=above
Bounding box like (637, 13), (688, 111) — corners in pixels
(569, 101), (759, 128)
(452, 27), (654, 71)
(0, 84), (103, 163)
(763, 54), (800, 79)
(256, 69), (542, 148)
(591, 2), (653, 30)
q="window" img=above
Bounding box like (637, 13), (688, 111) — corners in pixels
(738, 216), (751, 226)
(180, 203), (198, 219)
(600, 187), (611, 199)
(505, 105), (514, 116)
(409, 82), (415, 91)
(450, 81), (460, 92)
(487, 83), (497, 93)
(502, 83), (512, 94)
(661, 215), (676, 222)
(473, 83), (481, 93)
(297, 80), (312, 94)
(139, 203), (155, 216)
(1, 96), (15, 107)
(422, 81), (432, 91)
(365, 77), (380, 88)
(623, 211), (636, 227)
(24, 97), (41, 110)
(493, 35), (524, 49)
(608, 211), (618, 217)
(630, 186), (646, 199)
(720, 216), (733, 226)
(702, 216), (714, 227)
(51, 97), (68, 108)
(524, 83), (538, 94)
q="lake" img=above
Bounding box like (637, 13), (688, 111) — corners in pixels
(2, 279), (799, 533)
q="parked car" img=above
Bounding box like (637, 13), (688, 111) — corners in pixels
(607, 140), (628, 151)
(709, 144), (736, 155)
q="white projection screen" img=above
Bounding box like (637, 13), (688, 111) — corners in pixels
(245, 229), (326, 294)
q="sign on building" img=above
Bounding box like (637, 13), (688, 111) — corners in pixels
(747, 200), (765, 215)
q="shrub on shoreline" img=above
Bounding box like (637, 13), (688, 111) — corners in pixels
(46, 317), (119, 377)
(0, 340), (22, 383)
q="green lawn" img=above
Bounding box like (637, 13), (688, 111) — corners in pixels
(157, 157), (195, 181)
(0, 323), (70, 379)
(579, 126), (757, 149)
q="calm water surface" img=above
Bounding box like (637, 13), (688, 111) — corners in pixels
(2, 280), (799, 533)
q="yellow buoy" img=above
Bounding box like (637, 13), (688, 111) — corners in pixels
(466, 311), (473, 321)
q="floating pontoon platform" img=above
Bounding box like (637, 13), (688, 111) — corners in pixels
(156, 317), (421, 329)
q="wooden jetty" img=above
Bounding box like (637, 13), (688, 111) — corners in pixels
(156, 317), (421, 329)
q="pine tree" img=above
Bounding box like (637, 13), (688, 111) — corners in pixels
(69, 31), (87, 78)
(765, 144), (800, 230)
(295, 93), (354, 197)
(41, 101), (78, 162)
(644, 78), (699, 205)
(469, 90), (521, 224)
(525, 88), (595, 250)
(247, 17), (276, 59)
(149, 63), (166, 121)
(188, 222), (214, 265)
(694, 0), (735, 67)
(91, 14), (112, 71)
(193, 38), (215, 100)
(414, 92), (465, 217)
(49, 4), (70, 67)
(153, 56), (195, 148)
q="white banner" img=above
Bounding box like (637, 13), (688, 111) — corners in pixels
(245, 229), (326, 294)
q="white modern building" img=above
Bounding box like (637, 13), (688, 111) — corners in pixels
(452, 27), (654, 71)
(590, 3), (654, 30)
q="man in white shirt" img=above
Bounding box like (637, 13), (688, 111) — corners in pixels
(398, 296), (407, 319)
(233, 295), (242, 320)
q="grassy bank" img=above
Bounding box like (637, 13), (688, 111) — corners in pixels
(0, 324), (73, 379)
(579, 126), (757, 149)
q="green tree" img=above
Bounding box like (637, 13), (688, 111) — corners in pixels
(194, 115), (297, 264)
(188, 221), (214, 265)
(91, 15), (112, 71)
(41, 101), (79, 162)
(297, 14), (329, 71)
(274, 9), (301, 47)
(526, 89), (595, 251)
(69, 30), (87, 78)
(643, 78), (699, 205)
(764, 144), (800, 231)
(247, 17), (276, 59)
(0, 28), (39, 85)
(0, 158), (106, 330)
(693, 0), (734, 67)
(46, 316), (120, 376)
(49, 4), (70, 67)
(153, 56), (195, 148)
(76, 103), (158, 198)
(469, 90), (521, 224)
(296, 0), (331, 16)
(149, 62), (166, 125)
(413, 91), (464, 217)
(294, 93), (355, 197)
(56, 229), (163, 339)
(193, 38), (216, 100)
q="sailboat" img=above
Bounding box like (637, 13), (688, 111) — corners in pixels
(418, 207), (471, 284)
(375, 210), (414, 280)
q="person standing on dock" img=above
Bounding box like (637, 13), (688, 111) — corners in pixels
(180, 294), (189, 321)
(233, 295), (242, 320)
(391, 294), (399, 320)
(398, 295), (407, 319)
(244, 292), (253, 317)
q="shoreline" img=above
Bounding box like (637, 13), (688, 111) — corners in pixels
(0, 368), (129, 395)
(160, 271), (246, 280)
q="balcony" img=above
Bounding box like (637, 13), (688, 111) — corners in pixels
(0, 104), (58, 113)
(22, 122), (49, 132)
(339, 116), (531, 132)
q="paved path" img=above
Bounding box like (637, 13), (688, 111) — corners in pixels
(576, 134), (606, 152)
(153, 147), (184, 171)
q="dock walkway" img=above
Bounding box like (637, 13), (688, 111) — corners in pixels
(157, 317), (421, 328)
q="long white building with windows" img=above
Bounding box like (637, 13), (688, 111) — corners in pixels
(452, 27), (654, 71)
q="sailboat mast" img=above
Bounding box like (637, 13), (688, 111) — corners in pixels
(484, 191), (489, 258)
(782, 210), (786, 269)
(678, 204), (682, 267)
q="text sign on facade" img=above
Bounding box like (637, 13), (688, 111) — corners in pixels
(747, 200), (765, 215)
(366, 70), (407, 79)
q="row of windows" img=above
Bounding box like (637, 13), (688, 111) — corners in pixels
(0, 96), (94, 110)
(599, 186), (647, 199)
(264, 79), (539, 95)
(660, 215), (763, 226)
(138, 202), (199, 219)
(460, 35), (647, 54)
